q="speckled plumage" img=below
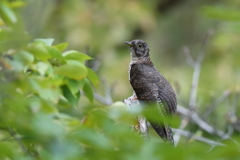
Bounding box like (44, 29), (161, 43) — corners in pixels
(125, 39), (177, 144)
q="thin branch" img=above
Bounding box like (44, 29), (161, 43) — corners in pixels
(189, 30), (213, 110)
(104, 81), (114, 105)
(172, 128), (225, 147)
(93, 92), (112, 105)
(183, 46), (195, 67)
(203, 90), (230, 119)
(173, 118), (189, 146)
(177, 105), (228, 137)
(208, 124), (238, 152)
(95, 78), (114, 105)
(229, 92), (240, 132)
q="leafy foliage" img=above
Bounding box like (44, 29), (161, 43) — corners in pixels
(0, 0), (239, 160)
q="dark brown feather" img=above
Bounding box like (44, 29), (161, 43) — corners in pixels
(130, 62), (177, 143)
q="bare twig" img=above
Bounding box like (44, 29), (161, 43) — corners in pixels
(208, 125), (238, 152)
(182, 46), (195, 67)
(177, 105), (229, 137)
(173, 118), (189, 146)
(189, 30), (213, 110)
(203, 90), (231, 119)
(228, 92), (240, 132)
(173, 128), (225, 147)
(93, 92), (112, 105)
(104, 81), (115, 105)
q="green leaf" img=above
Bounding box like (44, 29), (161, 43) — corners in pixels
(54, 42), (69, 51)
(61, 85), (80, 107)
(10, 50), (34, 72)
(34, 38), (54, 46)
(58, 113), (80, 127)
(63, 50), (92, 62)
(83, 78), (94, 103)
(28, 42), (52, 61)
(9, 1), (26, 8)
(87, 67), (99, 88)
(77, 78), (86, 89)
(67, 79), (81, 96)
(32, 113), (64, 137)
(28, 77), (61, 103)
(0, 2), (17, 25)
(54, 61), (87, 80)
(13, 50), (34, 67)
(46, 46), (64, 60)
(35, 62), (50, 75)
(28, 97), (57, 114)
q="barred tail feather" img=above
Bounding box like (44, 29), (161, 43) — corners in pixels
(151, 122), (174, 145)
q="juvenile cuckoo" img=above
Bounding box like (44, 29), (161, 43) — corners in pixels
(125, 39), (177, 144)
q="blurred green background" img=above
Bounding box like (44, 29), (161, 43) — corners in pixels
(0, 0), (240, 159)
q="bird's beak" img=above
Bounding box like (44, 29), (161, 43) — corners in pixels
(125, 41), (133, 46)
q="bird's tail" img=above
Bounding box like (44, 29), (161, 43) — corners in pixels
(151, 122), (174, 144)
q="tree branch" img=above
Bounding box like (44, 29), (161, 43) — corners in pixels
(203, 90), (230, 119)
(177, 105), (229, 138)
(172, 128), (225, 146)
(189, 30), (213, 109)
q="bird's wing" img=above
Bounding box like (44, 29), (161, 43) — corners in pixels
(156, 80), (177, 116)
(130, 63), (177, 114)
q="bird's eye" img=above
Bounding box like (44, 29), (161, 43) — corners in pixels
(138, 44), (142, 48)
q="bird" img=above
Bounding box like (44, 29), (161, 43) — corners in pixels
(125, 39), (177, 144)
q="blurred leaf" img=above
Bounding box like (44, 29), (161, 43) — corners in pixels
(28, 97), (57, 113)
(0, 28), (29, 52)
(28, 77), (61, 103)
(72, 126), (111, 149)
(8, 1), (26, 8)
(58, 113), (80, 127)
(54, 42), (69, 51)
(77, 78), (86, 89)
(63, 50), (92, 62)
(34, 38), (54, 46)
(0, 2), (17, 25)
(34, 62), (50, 75)
(28, 42), (52, 61)
(54, 61), (88, 80)
(16, 50), (34, 65)
(67, 78), (82, 95)
(83, 78), (94, 103)
(46, 46), (64, 60)
(32, 113), (64, 138)
(202, 6), (240, 21)
(11, 50), (34, 70)
(87, 67), (99, 87)
(61, 85), (80, 107)
(0, 141), (15, 159)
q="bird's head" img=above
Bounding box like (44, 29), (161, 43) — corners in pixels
(125, 39), (150, 61)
